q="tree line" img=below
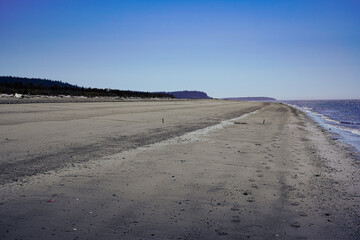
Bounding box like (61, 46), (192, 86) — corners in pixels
(0, 76), (174, 99)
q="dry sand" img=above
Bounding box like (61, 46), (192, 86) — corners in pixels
(0, 100), (359, 239)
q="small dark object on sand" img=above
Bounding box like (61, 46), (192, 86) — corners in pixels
(234, 122), (247, 125)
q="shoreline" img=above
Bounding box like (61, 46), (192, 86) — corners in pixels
(282, 102), (360, 158)
(0, 101), (359, 239)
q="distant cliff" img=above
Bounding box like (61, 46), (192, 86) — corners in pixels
(163, 91), (211, 99)
(224, 97), (276, 101)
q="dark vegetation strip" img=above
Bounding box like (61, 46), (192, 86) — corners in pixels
(0, 76), (174, 99)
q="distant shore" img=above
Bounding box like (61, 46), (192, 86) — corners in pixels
(0, 94), (178, 104)
(0, 100), (359, 239)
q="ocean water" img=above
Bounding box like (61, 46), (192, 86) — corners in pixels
(283, 99), (360, 153)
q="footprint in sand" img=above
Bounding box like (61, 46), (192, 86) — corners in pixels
(215, 229), (228, 236)
(298, 212), (308, 217)
(231, 216), (241, 223)
(243, 190), (252, 196)
(231, 206), (240, 211)
(296, 193), (305, 198)
(290, 222), (301, 228)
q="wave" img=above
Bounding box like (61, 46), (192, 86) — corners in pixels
(301, 108), (341, 124)
(295, 105), (360, 136)
(326, 123), (360, 136)
(340, 121), (360, 125)
(321, 115), (341, 124)
(283, 100), (360, 152)
(302, 108), (359, 126)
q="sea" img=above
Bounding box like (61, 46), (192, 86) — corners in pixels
(282, 99), (360, 154)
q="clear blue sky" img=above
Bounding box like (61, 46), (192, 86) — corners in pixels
(1, 0), (359, 100)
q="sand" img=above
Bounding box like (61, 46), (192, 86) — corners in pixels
(0, 100), (359, 239)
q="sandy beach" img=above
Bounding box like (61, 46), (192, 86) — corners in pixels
(0, 100), (359, 239)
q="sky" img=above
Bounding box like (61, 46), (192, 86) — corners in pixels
(0, 0), (359, 100)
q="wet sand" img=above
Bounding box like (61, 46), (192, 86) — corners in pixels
(0, 100), (359, 239)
